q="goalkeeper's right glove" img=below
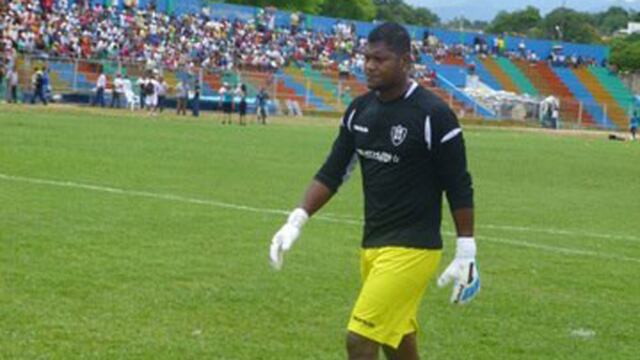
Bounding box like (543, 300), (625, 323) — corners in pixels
(437, 237), (480, 304)
(269, 208), (308, 270)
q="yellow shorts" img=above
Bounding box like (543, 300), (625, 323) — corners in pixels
(347, 247), (442, 349)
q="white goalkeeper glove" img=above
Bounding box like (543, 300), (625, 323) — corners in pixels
(269, 208), (309, 270)
(437, 237), (480, 304)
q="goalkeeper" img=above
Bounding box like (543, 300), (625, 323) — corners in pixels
(269, 22), (479, 360)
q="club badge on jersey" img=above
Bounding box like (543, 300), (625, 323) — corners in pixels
(390, 125), (408, 146)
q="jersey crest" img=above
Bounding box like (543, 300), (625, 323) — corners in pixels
(390, 125), (408, 146)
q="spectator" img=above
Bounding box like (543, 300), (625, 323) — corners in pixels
(497, 36), (506, 56)
(156, 76), (168, 113)
(42, 67), (50, 101)
(145, 73), (159, 115)
(137, 74), (148, 110)
(518, 40), (526, 58)
(121, 75), (136, 110)
(236, 83), (247, 126)
(290, 12), (300, 35)
(631, 106), (639, 141)
(256, 86), (269, 125)
(191, 82), (200, 117)
(219, 82), (233, 124)
(492, 37), (499, 55)
(541, 95), (560, 129)
(176, 80), (188, 116)
(8, 66), (19, 103)
(31, 67), (47, 105)
(111, 73), (124, 108)
(93, 71), (106, 107)
(0, 63), (5, 98)
(338, 60), (351, 79)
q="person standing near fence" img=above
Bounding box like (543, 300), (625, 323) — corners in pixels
(42, 66), (50, 101)
(176, 80), (188, 116)
(122, 75), (135, 110)
(111, 73), (124, 108)
(631, 108), (639, 141)
(220, 82), (233, 124)
(0, 63), (5, 100)
(145, 73), (159, 116)
(256, 86), (269, 125)
(157, 76), (168, 113)
(30, 67), (47, 105)
(8, 66), (19, 103)
(236, 83), (247, 126)
(191, 82), (200, 117)
(137, 74), (148, 110)
(93, 71), (106, 107)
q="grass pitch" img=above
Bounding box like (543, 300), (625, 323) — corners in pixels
(1, 105), (639, 359)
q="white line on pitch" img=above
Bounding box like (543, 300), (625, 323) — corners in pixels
(1, 172), (639, 264)
(318, 213), (640, 243)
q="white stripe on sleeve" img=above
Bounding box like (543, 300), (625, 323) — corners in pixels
(346, 109), (356, 132)
(441, 128), (462, 144)
(341, 154), (359, 184)
(424, 115), (432, 151)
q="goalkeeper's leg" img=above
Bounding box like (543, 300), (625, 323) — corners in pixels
(346, 332), (419, 360)
(346, 332), (379, 360)
(382, 333), (419, 360)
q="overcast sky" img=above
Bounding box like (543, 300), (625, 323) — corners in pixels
(404, 0), (640, 21)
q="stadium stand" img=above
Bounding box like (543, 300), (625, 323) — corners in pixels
(1, 0), (635, 129)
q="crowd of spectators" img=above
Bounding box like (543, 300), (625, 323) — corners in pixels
(420, 31), (607, 69)
(0, 0), (365, 76)
(0, 0), (611, 101)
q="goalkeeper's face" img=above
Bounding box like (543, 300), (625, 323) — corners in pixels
(364, 42), (410, 92)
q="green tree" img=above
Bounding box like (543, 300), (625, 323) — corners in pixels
(610, 34), (640, 71)
(594, 6), (630, 35)
(410, 6), (439, 27)
(217, 0), (325, 14)
(541, 7), (600, 43)
(443, 17), (487, 32)
(486, 6), (542, 35)
(373, 0), (439, 27)
(320, 0), (376, 22)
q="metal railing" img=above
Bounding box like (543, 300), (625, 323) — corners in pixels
(3, 55), (631, 129)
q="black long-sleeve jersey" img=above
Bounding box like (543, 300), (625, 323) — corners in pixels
(315, 81), (473, 249)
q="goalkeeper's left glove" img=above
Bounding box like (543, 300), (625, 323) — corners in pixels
(437, 237), (480, 304)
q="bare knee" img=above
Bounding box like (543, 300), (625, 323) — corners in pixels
(382, 333), (419, 360)
(347, 331), (379, 360)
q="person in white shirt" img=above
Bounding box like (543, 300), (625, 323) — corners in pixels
(145, 74), (159, 115)
(156, 76), (168, 112)
(176, 80), (188, 116)
(8, 67), (19, 103)
(219, 82), (233, 124)
(111, 73), (124, 108)
(93, 72), (107, 107)
(121, 75), (136, 110)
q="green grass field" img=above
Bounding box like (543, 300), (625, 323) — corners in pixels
(1, 105), (639, 359)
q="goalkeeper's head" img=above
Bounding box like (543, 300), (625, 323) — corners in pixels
(364, 22), (412, 92)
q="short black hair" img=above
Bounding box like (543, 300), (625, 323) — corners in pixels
(367, 22), (411, 55)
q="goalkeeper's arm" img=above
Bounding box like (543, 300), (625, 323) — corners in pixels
(269, 180), (334, 270)
(269, 100), (357, 270)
